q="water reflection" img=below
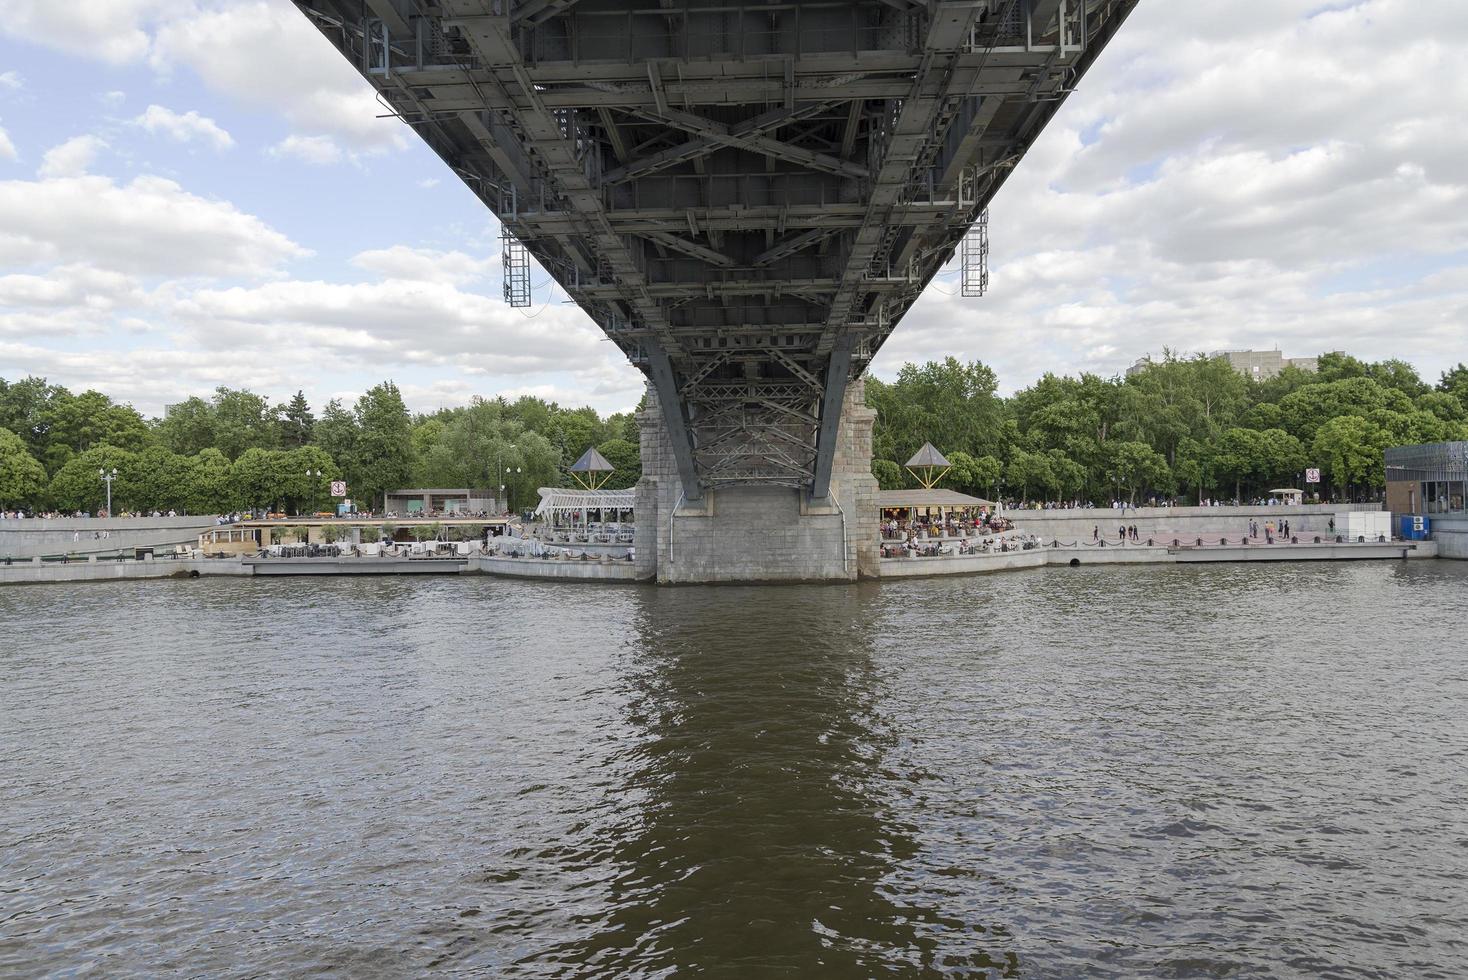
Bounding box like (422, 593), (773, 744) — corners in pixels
(527, 586), (1015, 977)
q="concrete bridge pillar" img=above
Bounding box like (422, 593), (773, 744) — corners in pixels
(634, 380), (878, 583)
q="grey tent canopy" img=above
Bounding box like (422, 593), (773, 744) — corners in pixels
(570, 448), (615, 472)
(569, 447), (616, 489)
(904, 442), (952, 489)
(905, 443), (951, 468)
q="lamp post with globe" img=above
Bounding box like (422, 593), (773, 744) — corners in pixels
(98, 467), (118, 517)
(305, 468), (323, 515)
(496, 445), (521, 513)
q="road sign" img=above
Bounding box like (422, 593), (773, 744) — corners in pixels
(1305, 468), (1320, 484)
(330, 480), (347, 497)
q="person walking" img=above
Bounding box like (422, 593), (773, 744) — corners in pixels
(1093, 525), (1099, 542)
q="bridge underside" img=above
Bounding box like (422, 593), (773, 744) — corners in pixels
(296, 0), (1134, 503)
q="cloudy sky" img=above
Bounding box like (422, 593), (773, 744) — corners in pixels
(0, 0), (1464, 419)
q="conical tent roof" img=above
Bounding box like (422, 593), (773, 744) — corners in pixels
(570, 447), (615, 472)
(905, 442), (950, 468)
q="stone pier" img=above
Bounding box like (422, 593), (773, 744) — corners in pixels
(634, 379), (879, 584)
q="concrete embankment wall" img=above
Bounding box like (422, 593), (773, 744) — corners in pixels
(1431, 517), (1468, 559)
(879, 539), (1435, 579)
(472, 555), (643, 581)
(0, 557), (251, 585)
(1006, 503), (1380, 543)
(0, 516), (220, 560)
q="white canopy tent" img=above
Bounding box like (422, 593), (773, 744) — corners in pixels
(534, 487), (636, 529)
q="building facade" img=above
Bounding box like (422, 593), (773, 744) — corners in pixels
(1127, 349), (1335, 380)
(1385, 442), (1468, 516)
(383, 489), (499, 516)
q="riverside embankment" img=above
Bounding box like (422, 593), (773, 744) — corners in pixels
(993, 502), (1379, 542)
(0, 515), (219, 560)
(1, 538), (1435, 586)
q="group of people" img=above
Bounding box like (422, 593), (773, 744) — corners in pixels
(882, 532), (1041, 559)
(1249, 518), (1293, 540)
(881, 510), (1014, 542)
(1093, 524), (1145, 543)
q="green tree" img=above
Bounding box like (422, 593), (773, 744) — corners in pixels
(1174, 437), (1214, 504)
(1313, 415), (1390, 499)
(1006, 450), (1054, 501)
(128, 445), (196, 513)
(1257, 428), (1308, 488)
(872, 458), (903, 490)
(287, 445), (341, 514)
(1213, 427), (1266, 502)
(188, 448), (233, 515)
(1438, 363), (1468, 404)
(0, 427), (47, 508)
(410, 417), (462, 487)
(353, 382), (415, 510)
(48, 445), (138, 513)
(1103, 440), (1171, 505)
(596, 438), (641, 489)
(1278, 378), (1410, 444)
(1417, 391), (1465, 423)
(1045, 449), (1088, 502)
(315, 398), (359, 492)
(0, 376), (63, 460)
(210, 387), (280, 459)
(157, 396), (217, 456)
(946, 451), (1002, 499)
(41, 389), (152, 471)
(229, 448), (284, 513)
(868, 357), (1003, 464)
(278, 390), (315, 447)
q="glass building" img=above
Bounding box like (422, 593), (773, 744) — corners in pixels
(1385, 442), (1468, 515)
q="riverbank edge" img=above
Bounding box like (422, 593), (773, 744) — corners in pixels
(0, 540), (1438, 586)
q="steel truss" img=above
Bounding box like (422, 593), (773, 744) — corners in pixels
(294, 0), (1137, 499)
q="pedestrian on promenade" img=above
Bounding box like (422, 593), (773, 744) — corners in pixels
(1093, 525), (1099, 541)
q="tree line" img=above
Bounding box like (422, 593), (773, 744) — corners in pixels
(868, 353), (1468, 505)
(4, 351), (1466, 515)
(0, 378), (640, 515)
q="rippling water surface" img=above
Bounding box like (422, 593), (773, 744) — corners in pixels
(3, 562), (1467, 977)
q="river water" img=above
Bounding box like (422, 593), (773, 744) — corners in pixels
(3, 562), (1466, 978)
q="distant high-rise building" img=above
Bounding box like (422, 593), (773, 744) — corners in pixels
(1126, 349), (1337, 380)
(1208, 349), (1329, 380)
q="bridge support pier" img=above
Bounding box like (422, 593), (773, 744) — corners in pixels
(634, 380), (879, 584)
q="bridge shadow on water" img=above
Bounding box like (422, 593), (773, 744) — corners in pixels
(514, 584), (1018, 979)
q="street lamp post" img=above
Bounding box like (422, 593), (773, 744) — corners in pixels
(496, 445), (521, 513)
(98, 467), (118, 517)
(305, 468), (322, 515)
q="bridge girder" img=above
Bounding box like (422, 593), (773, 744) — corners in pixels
(295, 0), (1137, 499)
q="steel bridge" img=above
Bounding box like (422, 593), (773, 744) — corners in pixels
(295, 0), (1136, 501)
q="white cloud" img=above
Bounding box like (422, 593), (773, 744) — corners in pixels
(0, 173), (307, 277)
(0, 125), (15, 161)
(152, 3), (407, 152)
(37, 135), (107, 179)
(0, 0), (172, 65)
(102, 90), (127, 108)
(169, 278), (613, 375)
(0, 71), (22, 91)
(417, 178), (440, 189)
(873, 0), (1468, 390)
(350, 246), (494, 286)
(0, 265), (141, 311)
(268, 134), (342, 165)
(133, 104), (234, 150)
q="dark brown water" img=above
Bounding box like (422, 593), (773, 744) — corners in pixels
(3, 562), (1467, 977)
